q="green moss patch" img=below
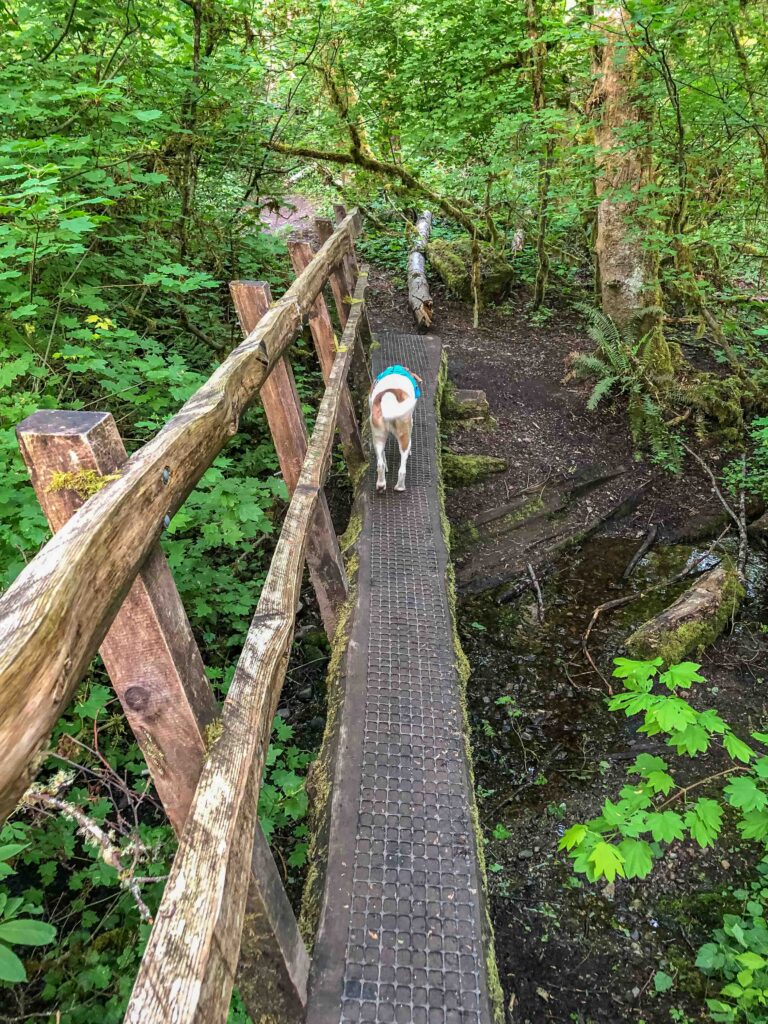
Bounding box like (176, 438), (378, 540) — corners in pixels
(626, 563), (745, 664)
(427, 238), (515, 305)
(443, 451), (506, 488)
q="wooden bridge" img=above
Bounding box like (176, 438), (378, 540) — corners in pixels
(0, 210), (499, 1024)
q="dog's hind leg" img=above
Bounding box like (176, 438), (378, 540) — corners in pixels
(372, 424), (388, 491)
(394, 421), (412, 492)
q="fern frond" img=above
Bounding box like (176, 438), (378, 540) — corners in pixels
(573, 353), (611, 379)
(587, 374), (616, 410)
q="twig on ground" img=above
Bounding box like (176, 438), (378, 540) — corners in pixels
(622, 523), (658, 579)
(527, 562), (545, 622)
(25, 787), (154, 922)
(681, 440), (748, 581)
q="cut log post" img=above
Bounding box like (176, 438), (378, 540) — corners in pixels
(314, 216), (371, 397)
(287, 240), (366, 478)
(626, 562), (745, 664)
(229, 279), (348, 639)
(124, 270), (370, 1024)
(16, 410), (310, 1024)
(408, 210), (434, 329)
(0, 210), (361, 824)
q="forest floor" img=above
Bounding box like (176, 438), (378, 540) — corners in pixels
(363, 269), (768, 1024)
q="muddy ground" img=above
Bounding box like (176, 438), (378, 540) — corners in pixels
(365, 273), (768, 1024)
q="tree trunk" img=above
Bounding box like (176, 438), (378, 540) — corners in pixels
(589, 6), (666, 358)
(408, 210), (433, 329)
(527, 0), (552, 310)
(728, 16), (768, 204)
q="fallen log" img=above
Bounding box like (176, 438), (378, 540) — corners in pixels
(625, 561), (744, 665)
(408, 210), (434, 329)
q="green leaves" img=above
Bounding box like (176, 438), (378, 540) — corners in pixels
(653, 970), (674, 993)
(0, 919), (56, 946)
(0, 943), (26, 983)
(685, 798), (723, 848)
(646, 810), (685, 842)
(558, 824), (588, 851)
(726, 776), (768, 813)
(563, 658), (768, 891)
(587, 841), (625, 883)
(617, 838), (653, 879)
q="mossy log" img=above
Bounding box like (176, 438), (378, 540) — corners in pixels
(408, 210), (434, 329)
(443, 451), (507, 487)
(626, 562), (744, 664)
(426, 237), (515, 304)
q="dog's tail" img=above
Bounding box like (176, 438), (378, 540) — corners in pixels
(380, 390), (417, 421)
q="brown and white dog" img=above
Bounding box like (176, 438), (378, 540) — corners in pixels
(369, 364), (422, 492)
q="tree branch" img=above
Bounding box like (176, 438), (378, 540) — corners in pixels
(265, 139), (488, 239)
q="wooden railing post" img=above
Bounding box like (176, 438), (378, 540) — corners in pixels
(16, 411), (216, 832)
(229, 280), (348, 640)
(286, 240), (367, 478)
(315, 217), (371, 398)
(16, 410), (309, 1023)
(0, 209), (362, 825)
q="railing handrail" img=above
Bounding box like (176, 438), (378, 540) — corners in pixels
(123, 266), (369, 1024)
(0, 210), (362, 823)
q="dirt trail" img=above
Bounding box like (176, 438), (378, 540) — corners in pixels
(366, 274), (768, 1023)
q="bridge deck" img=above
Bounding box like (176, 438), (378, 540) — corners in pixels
(306, 333), (494, 1024)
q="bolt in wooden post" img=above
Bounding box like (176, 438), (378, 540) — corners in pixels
(315, 217), (371, 397)
(229, 280), (348, 639)
(286, 241), (366, 479)
(16, 409), (310, 1023)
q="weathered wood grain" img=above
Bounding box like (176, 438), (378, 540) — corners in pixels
(229, 280), (348, 639)
(315, 217), (371, 397)
(408, 210), (434, 328)
(287, 241), (366, 477)
(17, 410), (309, 1021)
(16, 410), (216, 834)
(0, 211), (360, 824)
(123, 270), (369, 1024)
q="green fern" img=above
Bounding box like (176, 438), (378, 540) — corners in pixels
(575, 304), (682, 471)
(587, 373), (617, 411)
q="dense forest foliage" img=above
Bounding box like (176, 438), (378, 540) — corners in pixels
(1, 0), (768, 1020)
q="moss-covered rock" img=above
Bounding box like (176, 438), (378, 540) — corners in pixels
(443, 451), (507, 488)
(442, 380), (492, 424)
(427, 237), (515, 304)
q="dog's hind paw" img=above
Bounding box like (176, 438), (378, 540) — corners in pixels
(376, 481), (387, 492)
(394, 482), (406, 492)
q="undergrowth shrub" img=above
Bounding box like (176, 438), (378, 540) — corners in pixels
(571, 305), (683, 470)
(562, 658), (768, 1022)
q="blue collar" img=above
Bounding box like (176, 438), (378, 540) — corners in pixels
(375, 364), (421, 399)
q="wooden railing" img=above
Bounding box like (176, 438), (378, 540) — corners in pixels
(0, 209), (372, 1024)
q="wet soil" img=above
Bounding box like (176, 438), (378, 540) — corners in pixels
(365, 274), (768, 1023)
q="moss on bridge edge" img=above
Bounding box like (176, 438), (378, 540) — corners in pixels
(298, 510), (363, 950)
(436, 355), (506, 1024)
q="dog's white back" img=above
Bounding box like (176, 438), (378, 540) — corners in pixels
(369, 370), (419, 492)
